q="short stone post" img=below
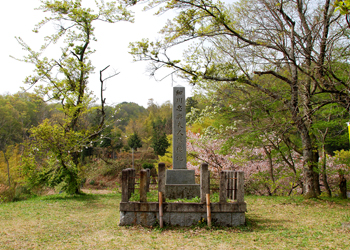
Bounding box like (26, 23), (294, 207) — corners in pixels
(121, 169), (129, 202)
(200, 163), (210, 203)
(219, 171), (227, 203)
(146, 168), (150, 193)
(237, 171), (244, 203)
(158, 163), (166, 202)
(140, 170), (147, 202)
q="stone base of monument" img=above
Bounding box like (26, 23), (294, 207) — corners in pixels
(165, 184), (200, 199)
(119, 165), (247, 228)
(165, 169), (200, 199)
(119, 202), (246, 227)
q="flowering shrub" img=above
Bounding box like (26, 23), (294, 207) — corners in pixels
(187, 130), (305, 196)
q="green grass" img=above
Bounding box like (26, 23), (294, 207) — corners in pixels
(0, 193), (349, 249)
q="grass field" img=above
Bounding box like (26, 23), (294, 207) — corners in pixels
(0, 192), (349, 249)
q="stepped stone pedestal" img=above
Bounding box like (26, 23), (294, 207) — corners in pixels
(165, 170), (200, 199)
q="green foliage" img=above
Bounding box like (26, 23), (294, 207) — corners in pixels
(185, 97), (198, 113)
(150, 118), (170, 156)
(127, 132), (142, 150)
(130, 0), (350, 198)
(158, 134), (173, 168)
(142, 162), (154, 170)
(16, 1), (133, 194)
(151, 133), (170, 156)
(123, 144), (131, 152)
(334, 150), (350, 173)
(335, 0), (350, 15)
(112, 102), (147, 131)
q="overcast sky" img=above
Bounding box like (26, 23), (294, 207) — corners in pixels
(1, 0), (193, 108)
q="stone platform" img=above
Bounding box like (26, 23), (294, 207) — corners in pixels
(119, 202), (246, 227)
(165, 184), (200, 199)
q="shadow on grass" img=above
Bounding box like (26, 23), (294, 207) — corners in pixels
(241, 216), (291, 232)
(133, 215), (291, 233)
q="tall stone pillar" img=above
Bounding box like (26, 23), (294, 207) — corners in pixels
(172, 86), (187, 169)
(165, 85), (200, 199)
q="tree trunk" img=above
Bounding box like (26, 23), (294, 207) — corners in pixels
(322, 148), (332, 197)
(67, 169), (81, 195)
(312, 149), (321, 196)
(299, 126), (317, 198)
(263, 146), (274, 183)
(2, 151), (10, 187)
(339, 172), (347, 199)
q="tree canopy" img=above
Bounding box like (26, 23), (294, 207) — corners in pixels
(17, 0), (133, 194)
(130, 0), (350, 198)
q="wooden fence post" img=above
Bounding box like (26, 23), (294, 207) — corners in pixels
(219, 171), (227, 203)
(159, 192), (164, 228)
(140, 170), (147, 202)
(146, 168), (150, 193)
(121, 169), (129, 202)
(200, 163), (210, 203)
(158, 163), (166, 202)
(237, 171), (245, 203)
(131, 168), (136, 194)
(206, 193), (211, 227)
(233, 171), (237, 200)
(127, 168), (133, 199)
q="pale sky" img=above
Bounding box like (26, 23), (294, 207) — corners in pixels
(1, 0), (193, 108)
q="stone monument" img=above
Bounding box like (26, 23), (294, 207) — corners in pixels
(165, 85), (200, 199)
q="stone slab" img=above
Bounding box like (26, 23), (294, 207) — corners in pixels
(119, 211), (246, 227)
(166, 169), (196, 184)
(120, 201), (247, 213)
(165, 184), (200, 199)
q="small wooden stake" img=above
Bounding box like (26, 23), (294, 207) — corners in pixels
(206, 193), (211, 227)
(159, 192), (164, 228)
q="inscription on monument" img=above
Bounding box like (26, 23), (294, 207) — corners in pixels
(173, 86), (186, 169)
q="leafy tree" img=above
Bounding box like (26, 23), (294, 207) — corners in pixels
(150, 118), (170, 156)
(335, 0), (350, 27)
(17, 0), (132, 194)
(112, 102), (147, 131)
(0, 93), (46, 187)
(130, 0), (350, 198)
(112, 128), (124, 152)
(0, 97), (22, 187)
(158, 134), (173, 168)
(127, 132), (142, 151)
(185, 97), (198, 114)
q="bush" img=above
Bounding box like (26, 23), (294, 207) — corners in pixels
(0, 184), (33, 203)
(142, 162), (154, 170)
(0, 185), (15, 203)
